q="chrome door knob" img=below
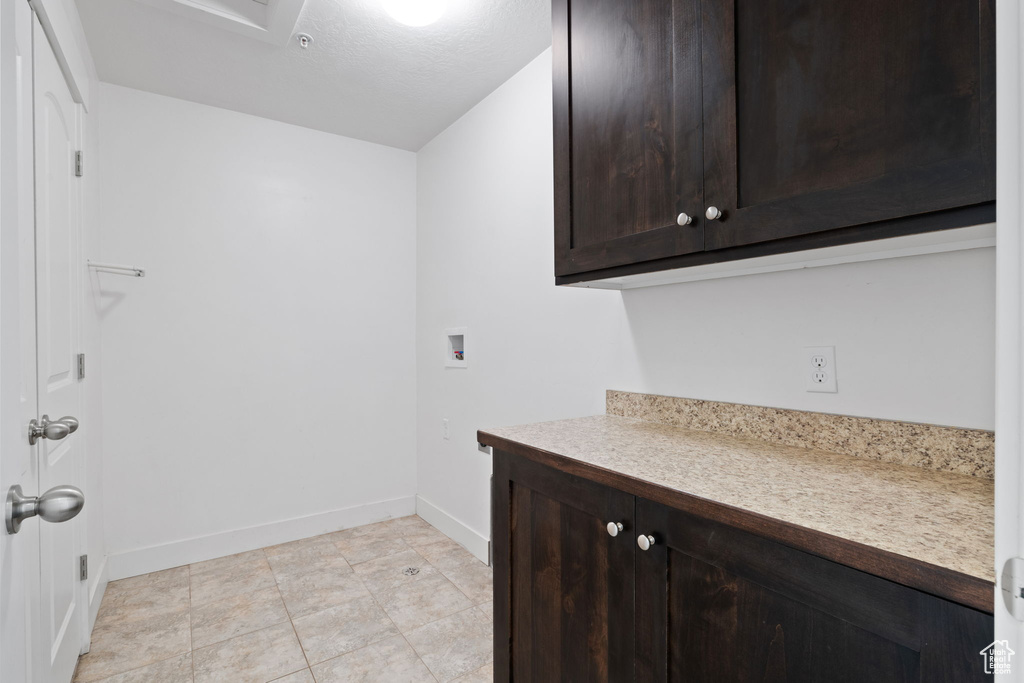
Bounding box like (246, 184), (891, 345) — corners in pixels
(676, 212), (693, 226)
(28, 415), (78, 445)
(637, 534), (656, 551)
(6, 484), (84, 534)
(606, 522), (624, 537)
(705, 206), (723, 221)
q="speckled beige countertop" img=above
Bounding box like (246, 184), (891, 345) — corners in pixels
(479, 415), (994, 586)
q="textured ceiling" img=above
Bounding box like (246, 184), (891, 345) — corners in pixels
(76, 0), (551, 150)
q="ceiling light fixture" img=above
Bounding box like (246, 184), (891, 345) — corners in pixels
(381, 0), (447, 27)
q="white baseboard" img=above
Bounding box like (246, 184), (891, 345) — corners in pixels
(415, 495), (490, 564)
(107, 496), (416, 580)
(87, 555), (108, 629)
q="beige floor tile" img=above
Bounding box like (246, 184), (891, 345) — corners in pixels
(333, 529), (412, 565)
(190, 550), (266, 576)
(310, 635), (435, 683)
(438, 560), (492, 606)
(330, 521), (392, 540)
(74, 608), (192, 683)
(95, 578), (191, 630)
(189, 555), (277, 606)
(104, 567), (190, 595)
(76, 520), (492, 683)
(451, 662), (494, 683)
(351, 549), (440, 595)
(85, 653), (193, 683)
(415, 539), (478, 573)
(373, 573), (474, 632)
(276, 556), (368, 619)
(269, 670), (315, 683)
(191, 586), (290, 648)
(405, 607), (493, 683)
(265, 535), (347, 581)
(192, 623), (307, 683)
(386, 517), (451, 548)
(292, 593), (400, 665)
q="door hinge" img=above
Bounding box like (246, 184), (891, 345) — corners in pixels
(77, 353), (85, 380)
(1001, 557), (1024, 621)
(75, 151), (83, 177)
(79, 554), (88, 582)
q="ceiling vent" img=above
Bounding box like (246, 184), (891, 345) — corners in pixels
(129, 0), (304, 45)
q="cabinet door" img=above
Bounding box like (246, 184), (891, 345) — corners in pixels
(553, 0), (704, 277)
(492, 451), (635, 682)
(702, 0), (995, 250)
(635, 498), (993, 682)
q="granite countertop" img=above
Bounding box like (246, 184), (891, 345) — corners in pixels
(479, 415), (994, 585)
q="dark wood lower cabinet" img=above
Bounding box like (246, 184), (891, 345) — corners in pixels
(493, 449), (635, 682)
(635, 498), (992, 682)
(492, 449), (994, 682)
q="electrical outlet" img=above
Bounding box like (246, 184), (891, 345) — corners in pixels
(442, 418), (450, 440)
(804, 346), (837, 393)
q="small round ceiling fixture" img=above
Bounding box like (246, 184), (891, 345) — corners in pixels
(296, 32), (314, 48)
(381, 0), (447, 26)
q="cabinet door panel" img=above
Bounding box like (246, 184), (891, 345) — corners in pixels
(635, 498), (993, 682)
(554, 0), (704, 276)
(702, 0), (995, 250)
(493, 451), (635, 683)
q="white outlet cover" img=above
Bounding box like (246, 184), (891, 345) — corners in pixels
(804, 346), (838, 393)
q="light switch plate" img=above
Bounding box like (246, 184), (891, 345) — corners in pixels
(804, 346), (838, 393)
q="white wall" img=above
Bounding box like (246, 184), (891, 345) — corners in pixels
(620, 248), (995, 430)
(414, 49), (996, 558)
(97, 84), (418, 578)
(416, 51), (634, 556)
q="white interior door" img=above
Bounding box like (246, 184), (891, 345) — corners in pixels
(33, 14), (83, 683)
(0, 0), (42, 681)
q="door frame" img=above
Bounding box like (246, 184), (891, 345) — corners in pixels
(995, 0), (1024, 656)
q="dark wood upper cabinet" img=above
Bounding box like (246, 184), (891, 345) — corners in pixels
(553, 0), (995, 283)
(553, 0), (704, 277)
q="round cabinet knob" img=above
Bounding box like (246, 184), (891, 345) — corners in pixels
(676, 212), (693, 226)
(637, 534), (656, 551)
(606, 522), (624, 537)
(705, 206), (723, 221)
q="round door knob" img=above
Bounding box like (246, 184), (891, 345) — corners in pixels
(637, 534), (656, 551)
(705, 206), (723, 221)
(28, 415), (79, 445)
(606, 522), (624, 537)
(6, 484), (85, 534)
(44, 422), (70, 440)
(36, 485), (85, 523)
(676, 212), (693, 226)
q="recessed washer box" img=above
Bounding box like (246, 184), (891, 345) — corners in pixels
(445, 327), (468, 368)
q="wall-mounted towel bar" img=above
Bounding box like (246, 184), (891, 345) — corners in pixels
(87, 261), (146, 278)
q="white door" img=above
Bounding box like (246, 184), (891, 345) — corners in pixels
(32, 14), (84, 683)
(0, 0), (42, 681)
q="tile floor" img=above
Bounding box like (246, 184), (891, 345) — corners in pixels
(73, 516), (494, 683)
